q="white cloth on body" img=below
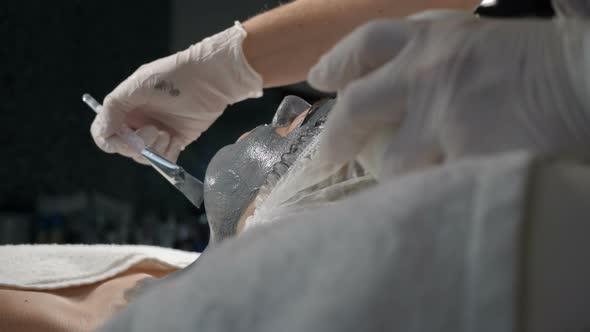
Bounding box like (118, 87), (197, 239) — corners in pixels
(102, 151), (590, 332)
(244, 133), (376, 231)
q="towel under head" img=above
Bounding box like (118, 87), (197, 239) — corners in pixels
(0, 244), (199, 290)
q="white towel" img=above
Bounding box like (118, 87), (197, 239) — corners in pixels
(0, 244), (199, 290)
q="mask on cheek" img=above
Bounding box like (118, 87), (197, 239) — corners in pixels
(204, 96), (310, 243)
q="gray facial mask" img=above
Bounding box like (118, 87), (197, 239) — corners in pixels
(204, 96), (334, 244)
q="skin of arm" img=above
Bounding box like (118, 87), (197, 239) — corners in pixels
(242, 0), (481, 87)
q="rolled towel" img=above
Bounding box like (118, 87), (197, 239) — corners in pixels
(0, 244), (199, 290)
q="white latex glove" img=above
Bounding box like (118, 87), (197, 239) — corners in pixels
(91, 22), (263, 164)
(309, 15), (590, 177)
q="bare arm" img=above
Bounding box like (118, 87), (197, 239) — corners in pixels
(242, 0), (480, 87)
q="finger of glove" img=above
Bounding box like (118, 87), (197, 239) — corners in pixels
(133, 135), (184, 165)
(90, 106), (127, 153)
(95, 125), (158, 166)
(153, 130), (171, 154)
(163, 137), (185, 163)
(91, 121), (144, 161)
(131, 125), (161, 165)
(132, 128), (170, 165)
(136, 125), (160, 148)
(308, 19), (417, 92)
(92, 134), (136, 159)
(316, 57), (410, 165)
(92, 84), (144, 138)
(90, 79), (146, 154)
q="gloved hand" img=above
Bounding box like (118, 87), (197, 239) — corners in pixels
(309, 15), (590, 177)
(91, 22), (263, 164)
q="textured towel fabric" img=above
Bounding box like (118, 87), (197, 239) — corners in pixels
(0, 244), (199, 290)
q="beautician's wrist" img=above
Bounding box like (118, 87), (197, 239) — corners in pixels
(186, 22), (263, 103)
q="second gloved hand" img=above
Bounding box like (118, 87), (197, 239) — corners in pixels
(91, 22), (263, 164)
(309, 15), (590, 177)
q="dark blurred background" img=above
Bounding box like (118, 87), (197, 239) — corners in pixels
(0, 1), (325, 250)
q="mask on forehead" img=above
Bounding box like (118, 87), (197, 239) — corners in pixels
(204, 96), (334, 243)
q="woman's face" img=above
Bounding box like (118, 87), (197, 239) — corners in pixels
(204, 97), (334, 243)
